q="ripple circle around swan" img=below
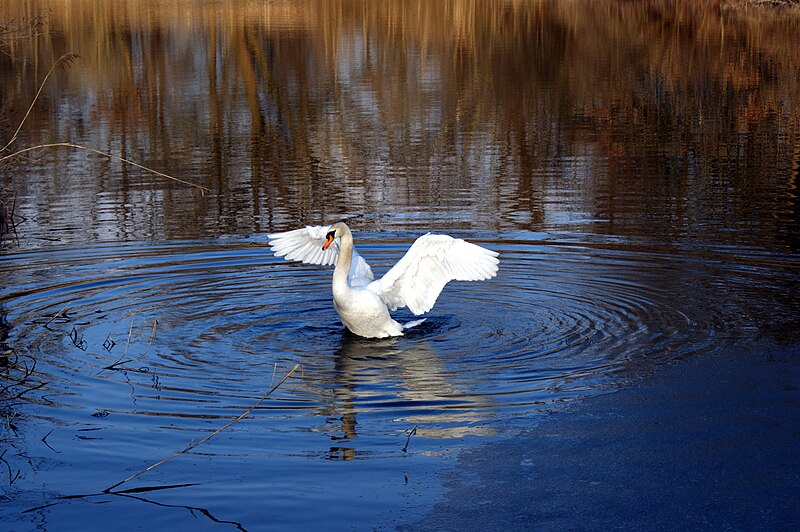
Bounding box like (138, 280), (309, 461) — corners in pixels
(2, 234), (781, 441)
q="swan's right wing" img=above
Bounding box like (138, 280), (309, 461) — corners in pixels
(369, 233), (499, 315)
(267, 225), (374, 285)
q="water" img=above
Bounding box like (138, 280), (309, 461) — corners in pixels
(2, 1), (800, 529)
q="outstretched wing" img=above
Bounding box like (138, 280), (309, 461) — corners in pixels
(369, 233), (499, 315)
(267, 225), (374, 286)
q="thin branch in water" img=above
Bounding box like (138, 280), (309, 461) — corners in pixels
(103, 363), (301, 493)
(9, 379), (47, 400)
(22, 483), (198, 514)
(103, 318), (157, 370)
(0, 143), (211, 194)
(401, 425), (417, 453)
(115, 492), (248, 531)
(0, 450), (22, 485)
(103, 334), (116, 353)
(41, 429), (60, 454)
(0, 348), (44, 396)
(69, 326), (87, 351)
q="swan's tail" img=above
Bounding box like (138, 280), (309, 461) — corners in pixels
(403, 318), (427, 330)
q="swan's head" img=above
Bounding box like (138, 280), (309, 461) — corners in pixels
(322, 221), (351, 251)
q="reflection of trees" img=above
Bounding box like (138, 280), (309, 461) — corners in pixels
(0, 1), (798, 245)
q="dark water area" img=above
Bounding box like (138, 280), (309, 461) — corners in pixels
(1, 1), (799, 529)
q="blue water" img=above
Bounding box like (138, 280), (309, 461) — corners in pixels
(2, 1), (799, 529)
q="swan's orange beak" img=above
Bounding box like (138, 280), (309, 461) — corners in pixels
(322, 232), (335, 251)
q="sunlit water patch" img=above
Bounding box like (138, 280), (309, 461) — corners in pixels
(2, 232), (798, 526)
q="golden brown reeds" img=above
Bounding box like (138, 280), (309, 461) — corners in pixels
(0, 52), (210, 202)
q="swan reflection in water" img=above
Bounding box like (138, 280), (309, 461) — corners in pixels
(267, 222), (500, 458)
(321, 327), (497, 460)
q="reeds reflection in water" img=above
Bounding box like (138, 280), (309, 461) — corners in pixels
(0, 0), (797, 247)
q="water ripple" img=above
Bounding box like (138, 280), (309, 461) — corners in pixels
(1, 234), (795, 438)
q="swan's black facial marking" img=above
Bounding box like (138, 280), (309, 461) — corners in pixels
(322, 230), (336, 251)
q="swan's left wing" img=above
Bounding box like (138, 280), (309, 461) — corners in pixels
(369, 233), (499, 315)
(267, 225), (374, 285)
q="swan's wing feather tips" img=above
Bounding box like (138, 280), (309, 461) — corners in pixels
(370, 234), (499, 316)
(267, 225), (337, 265)
(267, 225), (375, 284)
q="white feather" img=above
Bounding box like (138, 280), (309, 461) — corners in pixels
(368, 234), (499, 315)
(268, 225), (374, 286)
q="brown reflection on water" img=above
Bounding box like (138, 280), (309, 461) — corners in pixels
(1, 1), (799, 247)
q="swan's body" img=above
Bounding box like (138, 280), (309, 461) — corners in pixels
(268, 222), (499, 338)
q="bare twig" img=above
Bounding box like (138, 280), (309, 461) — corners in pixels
(69, 326), (87, 351)
(401, 425), (417, 453)
(22, 482), (198, 514)
(0, 16), (46, 59)
(41, 429), (60, 454)
(9, 380), (48, 400)
(0, 350), (38, 396)
(115, 492), (248, 531)
(103, 363), (301, 493)
(1, 53), (210, 214)
(103, 334), (116, 353)
(0, 450), (22, 485)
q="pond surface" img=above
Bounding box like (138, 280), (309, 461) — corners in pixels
(2, 1), (800, 529)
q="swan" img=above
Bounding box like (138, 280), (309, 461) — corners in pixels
(267, 222), (499, 338)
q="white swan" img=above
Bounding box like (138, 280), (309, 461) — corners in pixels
(268, 222), (499, 338)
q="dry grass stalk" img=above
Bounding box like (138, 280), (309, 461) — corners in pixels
(103, 362), (302, 493)
(103, 317), (157, 370)
(0, 143), (211, 195)
(1, 53), (79, 153)
(43, 306), (70, 330)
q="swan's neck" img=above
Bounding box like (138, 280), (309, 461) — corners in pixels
(332, 231), (353, 297)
